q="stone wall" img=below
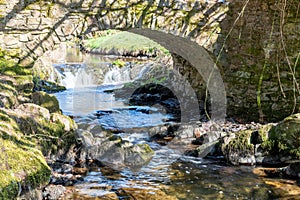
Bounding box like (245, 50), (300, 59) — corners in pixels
(220, 0), (300, 122)
(173, 0), (299, 122)
(0, 0), (225, 65)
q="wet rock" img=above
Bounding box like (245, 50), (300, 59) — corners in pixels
(124, 143), (154, 166)
(173, 124), (197, 139)
(43, 184), (66, 200)
(50, 170), (81, 186)
(196, 140), (219, 157)
(221, 130), (256, 165)
(128, 83), (181, 118)
(61, 163), (73, 174)
(72, 167), (88, 175)
(149, 124), (174, 137)
(196, 131), (226, 157)
(77, 129), (154, 169)
(285, 162), (300, 178)
(100, 192), (119, 200)
(33, 79), (66, 93)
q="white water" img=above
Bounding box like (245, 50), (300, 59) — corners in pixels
(103, 65), (131, 84)
(54, 64), (97, 89)
(53, 58), (152, 116)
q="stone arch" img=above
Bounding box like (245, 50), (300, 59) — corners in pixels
(127, 28), (226, 121)
(82, 28), (226, 121)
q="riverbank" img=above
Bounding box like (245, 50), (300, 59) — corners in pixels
(0, 49), (78, 199)
(81, 31), (169, 58)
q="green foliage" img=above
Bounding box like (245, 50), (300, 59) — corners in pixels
(112, 59), (126, 68)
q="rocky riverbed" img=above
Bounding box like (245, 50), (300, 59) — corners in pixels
(0, 52), (299, 199)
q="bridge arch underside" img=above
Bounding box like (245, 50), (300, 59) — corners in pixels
(122, 29), (226, 122)
(77, 28), (227, 122)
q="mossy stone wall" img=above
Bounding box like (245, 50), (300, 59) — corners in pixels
(173, 0), (299, 122)
(220, 0), (300, 122)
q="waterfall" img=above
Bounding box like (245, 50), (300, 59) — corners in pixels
(103, 65), (131, 84)
(103, 64), (151, 85)
(54, 64), (96, 89)
(54, 61), (152, 89)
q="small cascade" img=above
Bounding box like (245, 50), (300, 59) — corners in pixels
(54, 64), (96, 89)
(60, 71), (77, 89)
(103, 65), (131, 84)
(103, 64), (151, 85)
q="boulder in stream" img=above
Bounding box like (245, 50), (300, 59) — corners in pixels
(77, 129), (154, 169)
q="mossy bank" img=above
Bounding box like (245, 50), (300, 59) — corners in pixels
(0, 49), (77, 199)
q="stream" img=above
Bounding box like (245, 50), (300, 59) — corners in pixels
(53, 54), (296, 200)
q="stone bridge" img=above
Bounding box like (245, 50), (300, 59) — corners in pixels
(0, 0), (299, 122)
(0, 0), (226, 64)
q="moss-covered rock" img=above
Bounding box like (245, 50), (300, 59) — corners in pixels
(0, 138), (51, 199)
(261, 114), (300, 160)
(50, 113), (77, 132)
(0, 50), (79, 199)
(222, 130), (255, 165)
(12, 75), (34, 98)
(32, 91), (60, 113)
(3, 103), (77, 157)
(0, 83), (18, 109)
(124, 143), (154, 166)
(33, 78), (66, 93)
(0, 109), (51, 199)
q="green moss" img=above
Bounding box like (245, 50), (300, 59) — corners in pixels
(32, 91), (60, 113)
(0, 50), (31, 77)
(0, 138), (51, 199)
(112, 59), (126, 68)
(225, 130), (254, 154)
(258, 124), (273, 142)
(261, 114), (300, 159)
(138, 143), (154, 154)
(0, 61), (31, 76)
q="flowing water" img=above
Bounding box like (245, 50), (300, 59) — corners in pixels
(53, 55), (298, 200)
